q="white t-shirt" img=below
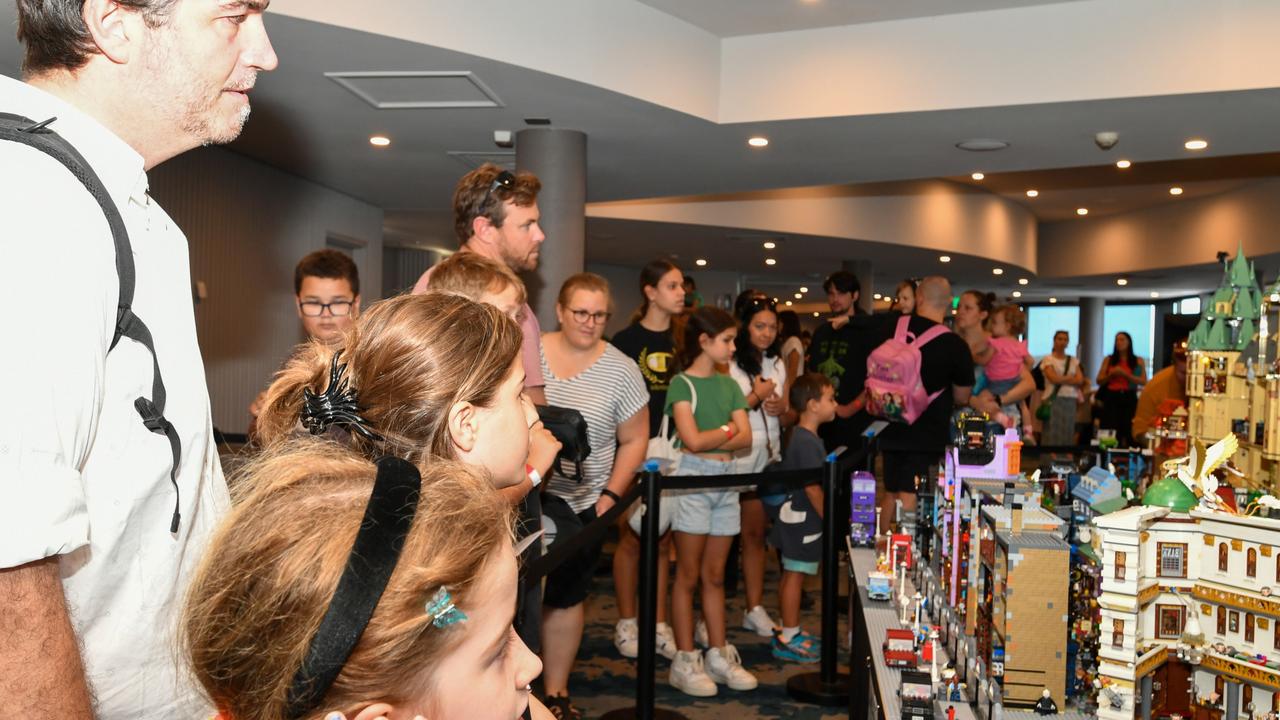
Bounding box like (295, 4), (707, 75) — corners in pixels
(780, 336), (805, 374)
(1040, 354), (1082, 400)
(728, 354), (786, 470)
(0, 76), (227, 718)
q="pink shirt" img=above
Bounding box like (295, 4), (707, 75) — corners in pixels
(985, 336), (1028, 382)
(411, 262), (544, 391)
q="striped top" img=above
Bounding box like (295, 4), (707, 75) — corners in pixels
(541, 343), (650, 512)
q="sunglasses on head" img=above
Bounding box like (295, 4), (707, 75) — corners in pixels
(483, 170), (516, 206)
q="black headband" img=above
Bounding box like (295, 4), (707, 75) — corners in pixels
(284, 455), (422, 718)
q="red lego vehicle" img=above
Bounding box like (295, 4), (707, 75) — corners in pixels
(884, 628), (917, 668)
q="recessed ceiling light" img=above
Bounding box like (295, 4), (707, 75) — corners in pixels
(1117, 278), (1129, 286)
(369, 135), (391, 147)
(1012, 291), (1022, 298)
(1018, 278), (1029, 286)
(748, 136), (769, 148)
(765, 258), (777, 266)
(763, 241), (776, 250)
(992, 268), (1004, 276)
(956, 138), (1009, 152)
(1049, 297), (1058, 304)
(799, 286), (809, 293)
(873, 293), (883, 300)
(939, 255), (952, 263)
(1169, 187), (1184, 196)
(1116, 159), (1132, 169)
(785, 300), (793, 306)
(813, 312), (820, 317)
(1184, 138), (1208, 151)
(1026, 189), (1039, 198)
(1150, 291), (1161, 298)
(695, 258), (707, 267)
(971, 172), (985, 181)
(794, 292), (803, 299)
(1076, 207), (1089, 216)
(773, 297), (779, 302)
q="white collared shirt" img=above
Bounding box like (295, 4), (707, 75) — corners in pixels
(0, 74), (227, 718)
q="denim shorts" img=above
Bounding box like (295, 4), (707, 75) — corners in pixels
(671, 454), (740, 536)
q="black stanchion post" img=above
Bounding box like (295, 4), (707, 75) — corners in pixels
(786, 454), (852, 706)
(602, 464), (685, 720)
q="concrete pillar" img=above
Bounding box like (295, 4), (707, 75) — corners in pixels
(842, 259), (874, 314)
(516, 128), (586, 327)
(1080, 296), (1106, 382)
(1225, 680), (1240, 719)
(1140, 675), (1153, 720)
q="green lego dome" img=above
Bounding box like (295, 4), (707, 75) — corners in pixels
(1142, 476), (1199, 512)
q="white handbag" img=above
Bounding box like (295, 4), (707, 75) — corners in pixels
(633, 374), (696, 536)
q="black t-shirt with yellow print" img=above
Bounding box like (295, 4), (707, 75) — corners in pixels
(610, 322), (675, 438)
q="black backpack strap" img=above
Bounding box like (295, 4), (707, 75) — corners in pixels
(0, 113), (183, 532)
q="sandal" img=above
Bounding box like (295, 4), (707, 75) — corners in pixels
(542, 693), (583, 720)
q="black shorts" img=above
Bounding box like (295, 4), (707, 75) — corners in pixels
(542, 494), (603, 609)
(764, 488), (823, 574)
(881, 450), (937, 494)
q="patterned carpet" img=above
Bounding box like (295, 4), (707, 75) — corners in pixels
(556, 547), (851, 720)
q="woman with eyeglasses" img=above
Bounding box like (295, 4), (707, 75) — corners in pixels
(538, 273), (650, 719)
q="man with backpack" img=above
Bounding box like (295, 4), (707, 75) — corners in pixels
(859, 277), (974, 526)
(0, 2), (276, 717)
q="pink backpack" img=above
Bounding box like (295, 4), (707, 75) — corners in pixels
(864, 316), (951, 424)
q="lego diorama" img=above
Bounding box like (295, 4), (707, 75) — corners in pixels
(853, 247), (1280, 720)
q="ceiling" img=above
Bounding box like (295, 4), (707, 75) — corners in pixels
(4, 4), (1278, 301)
(635, 0), (1084, 37)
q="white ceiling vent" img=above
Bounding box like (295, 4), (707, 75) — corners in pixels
(446, 151), (516, 171)
(325, 71), (504, 109)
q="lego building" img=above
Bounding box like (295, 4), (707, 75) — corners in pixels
(1094, 500), (1280, 720)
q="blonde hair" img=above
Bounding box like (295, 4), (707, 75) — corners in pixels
(183, 438), (514, 720)
(994, 304), (1026, 336)
(255, 292), (523, 466)
(429, 252), (526, 306)
(556, 272), (611, 309)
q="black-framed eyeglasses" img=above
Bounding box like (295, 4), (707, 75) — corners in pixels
(300, 300), (354, 317)
(483, 170), (516, 206)
(567, 308), (611, 325)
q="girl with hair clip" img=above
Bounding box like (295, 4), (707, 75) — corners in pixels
(729, 296), (788, 640)
(183, 439), (547, 720)
(954, 290), (1036, 433)
(255, 292), (560, 504)
(609, 259), (685, 661)
(665, 307), (757, 697)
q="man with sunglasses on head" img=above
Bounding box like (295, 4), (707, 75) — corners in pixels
(413, 163), (552, 657)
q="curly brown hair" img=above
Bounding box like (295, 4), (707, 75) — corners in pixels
(452, 163), (541, 244)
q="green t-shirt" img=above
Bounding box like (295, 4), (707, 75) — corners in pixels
(664, 372), (748, 446)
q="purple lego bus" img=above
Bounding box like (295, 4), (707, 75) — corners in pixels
(850, 471), (877, 546)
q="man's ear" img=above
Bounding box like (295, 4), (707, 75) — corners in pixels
(471, 214), (496, 244)
(448, 400), (479, 455)
(350, 702), (396, 720)
(83, 0), (143, 64)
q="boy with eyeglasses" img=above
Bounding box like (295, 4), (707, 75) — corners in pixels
(248, 250), (360, 429)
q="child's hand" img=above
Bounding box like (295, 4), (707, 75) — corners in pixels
(527, 421), (562, 478)
(763, 394), (786, 416)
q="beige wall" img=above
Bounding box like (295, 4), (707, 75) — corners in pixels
(1039, 177), (1280, 278)
(150, 147), (383, 436)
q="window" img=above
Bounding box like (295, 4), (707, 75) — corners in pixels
(1244, 685), (1253, 710)
(1249, 548), (1258, 578)
(1156, 605), (1186, 639)
(1112, 619), (1124, 649)
(1178, 297), (1202, 316)
(1220, 542), (1230, 572)
(1247, 614), (1256, 643)
(1028, 306), (1081, 359)
(1115, 552), (1127, 581)
(1158, 543), (1187, 578)
(1275, 619), (1280, 651)
(1231, 611), (1241, 633)
(1220, 606), (1228, 635)
(1103, 304), (1156, 373)
(1216, 676), (1224, 700)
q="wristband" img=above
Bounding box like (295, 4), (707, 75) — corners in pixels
(720, 424), (735, 439)
(525, 464), (542, 488)
(600, 488), (622, 504)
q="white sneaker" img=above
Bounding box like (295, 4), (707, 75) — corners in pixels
(705, 644), (758, 691)
(695, 618), (709, 648)
(743, 605), (778, 637)
(655, 622), (678, 661)
(669, 650), (718, 697)
(614, 618), (638, 659)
